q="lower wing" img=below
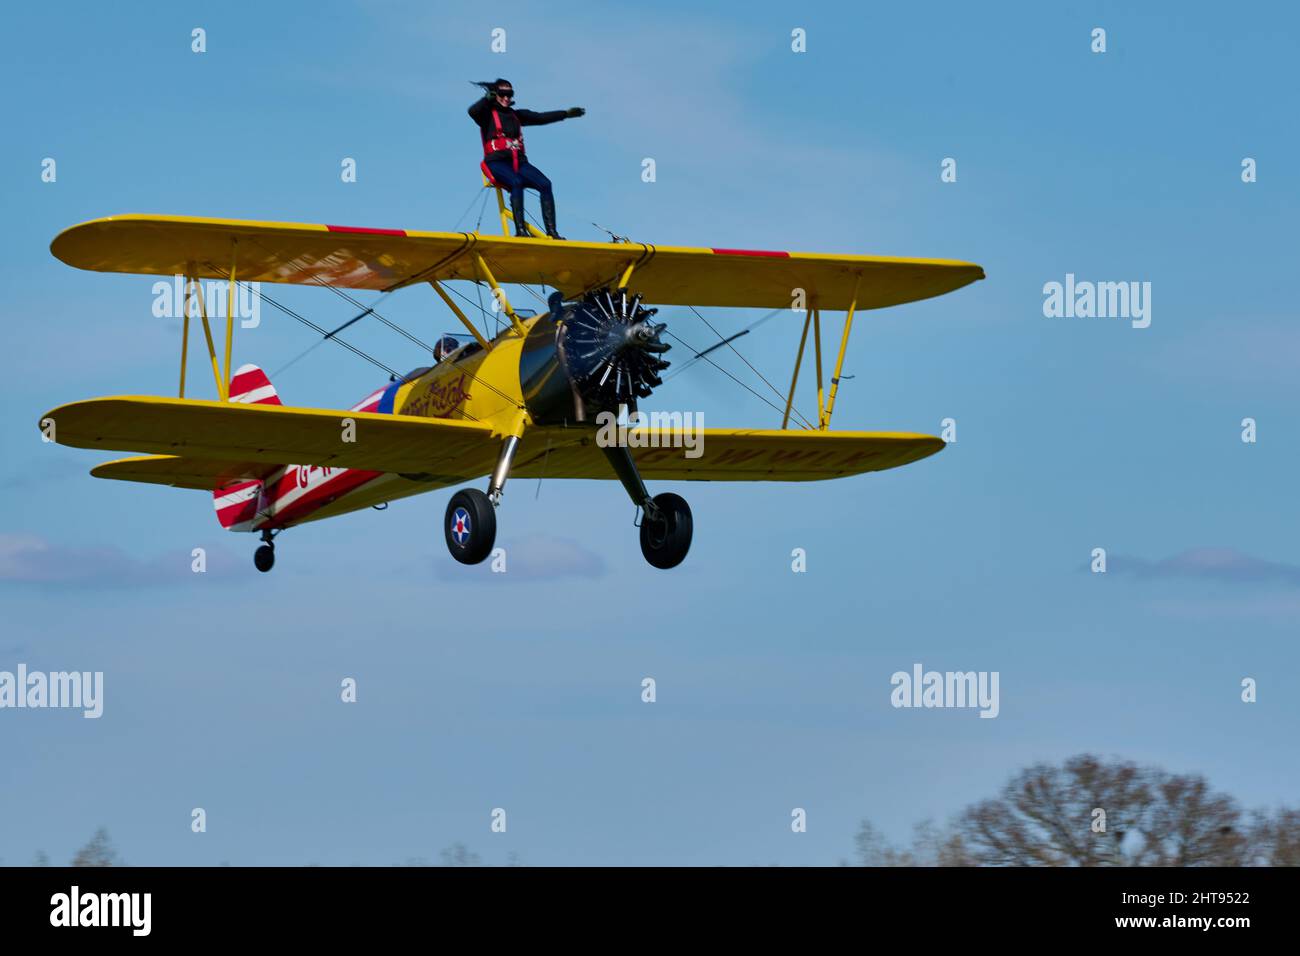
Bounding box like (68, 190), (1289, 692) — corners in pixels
(41, 396), (500, 475)
(513, 427), (944, 481)
(47, 398), (942, 489)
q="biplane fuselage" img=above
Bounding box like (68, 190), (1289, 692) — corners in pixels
(224, 323), (532, 531)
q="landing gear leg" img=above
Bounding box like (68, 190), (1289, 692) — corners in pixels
(445, 434), (521, 565)
(487, 435), (521, 507)
(253, 529), (276, 573)
(601, 446), (693, 569)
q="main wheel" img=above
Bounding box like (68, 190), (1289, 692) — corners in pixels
(445, 488), (497, 565)
(253, 544), (275, 573)
(639, 492), (692, 569)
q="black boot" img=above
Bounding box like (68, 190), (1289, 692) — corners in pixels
(540, 193), (565, 240)
(510, 194), (530, 237)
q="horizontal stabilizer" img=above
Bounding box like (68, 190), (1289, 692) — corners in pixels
(93, 454), (276, 490)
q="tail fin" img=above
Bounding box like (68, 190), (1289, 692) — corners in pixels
(214, 478), (264, 531)
(228, 364), (282, 406)
(215, 364), (279, 529)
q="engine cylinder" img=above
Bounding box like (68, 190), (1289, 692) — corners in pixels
(518, 288), (671, 425)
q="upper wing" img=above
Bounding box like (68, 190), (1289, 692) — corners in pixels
(50, 214), (984, 311)
(513, 427), (945, 481)
(42, 396), (501, 476)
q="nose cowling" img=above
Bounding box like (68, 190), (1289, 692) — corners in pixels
(517, 288), (671, 425)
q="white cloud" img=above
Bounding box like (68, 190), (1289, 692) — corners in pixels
(0, 532), (240, 588)
(435, 533), (605, 582)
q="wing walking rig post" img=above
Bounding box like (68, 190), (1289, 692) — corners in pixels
(42, 211), (984, 571)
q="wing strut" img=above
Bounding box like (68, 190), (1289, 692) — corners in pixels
(178, 244), (242, 401)
(195, 271), (226, 399)
(222, 243), (237, 399)
(781, 302), (814, 429)
(473, 254), (527, 337)
(179, 271), (191, 398)
(820, 274), (861, 430)
(430, 281), (492, 350)
(813, 308), (825, 424)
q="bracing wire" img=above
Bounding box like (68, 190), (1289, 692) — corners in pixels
(209, 238), (815, 429)
(200, 263), (401, 380)
(682, 304), (810, 425)
(661, 326), (816, 430)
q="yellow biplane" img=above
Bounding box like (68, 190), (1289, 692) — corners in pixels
(41, 210), (983, 571)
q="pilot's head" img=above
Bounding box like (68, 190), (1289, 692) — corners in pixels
(434, 335), (460, 362)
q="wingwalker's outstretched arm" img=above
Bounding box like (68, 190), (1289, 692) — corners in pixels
(516, 107), (579, 126)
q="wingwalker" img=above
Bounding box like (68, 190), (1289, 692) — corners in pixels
(39, 204), (983, 572)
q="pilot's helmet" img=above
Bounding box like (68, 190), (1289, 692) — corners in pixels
(434, 335), (460, 362)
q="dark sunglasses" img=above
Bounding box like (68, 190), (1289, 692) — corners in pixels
(495, 89), (515, 97)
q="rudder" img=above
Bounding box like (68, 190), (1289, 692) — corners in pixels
(215, 363), (280, 528)
(228, 364), (282, 406)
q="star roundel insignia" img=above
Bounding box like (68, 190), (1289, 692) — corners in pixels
(451, 507), (472, 545)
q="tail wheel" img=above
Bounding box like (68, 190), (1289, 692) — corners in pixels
(445, 488), (497, 565)
(639, 492), (692, 569)
(253, 544), (275, 573)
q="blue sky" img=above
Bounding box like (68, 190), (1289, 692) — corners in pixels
(1, 0), (1297, 865)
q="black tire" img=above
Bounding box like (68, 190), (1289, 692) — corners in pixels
(445, 488), (497, 565)
(639, 492), (692, 569)
(253, 545), (275, 573)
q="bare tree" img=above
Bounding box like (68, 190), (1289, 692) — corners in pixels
(71, 828), (118, 867)
(396, 844), (517, 866)
(911, 818), (972, 866)
(1137, 773), (1248, 866)
(1248, 807), (1300, 866)
(854, 821), (916, 867)
(854, 819), (972, 866)
(958, 755), (1161, 865)
(855, 754), (1296, 867)
(438, 843), (482, 867)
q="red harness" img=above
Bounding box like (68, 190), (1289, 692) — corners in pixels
(483, 109), (523, 172)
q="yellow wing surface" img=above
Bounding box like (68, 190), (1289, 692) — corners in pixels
(516, 427), (944, 481)
(50, 214), (984, 311)
(44, 399), (942, 489)
(45, 397), (501, 476)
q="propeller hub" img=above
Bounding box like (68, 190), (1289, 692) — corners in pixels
(517, 287), (672, 424)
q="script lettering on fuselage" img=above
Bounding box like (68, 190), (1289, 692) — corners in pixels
(403, 372), (472, 419)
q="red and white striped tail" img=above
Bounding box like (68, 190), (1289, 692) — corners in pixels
(214, 479), (263, 531)
(214, 364), (280, 530)
(228, 364), (282, 406)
